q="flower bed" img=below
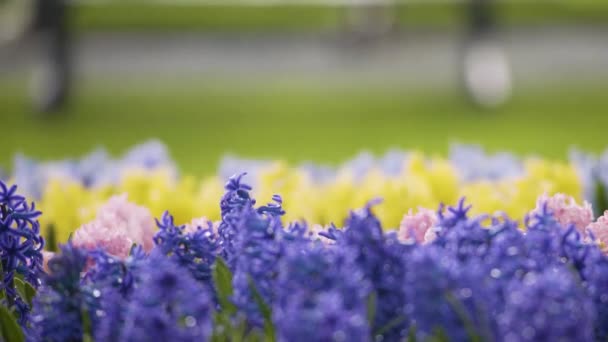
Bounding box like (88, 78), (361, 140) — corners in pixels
(1, 141), (608, 340)
(6, 141), (607, 246)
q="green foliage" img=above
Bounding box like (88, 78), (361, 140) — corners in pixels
(45, 224), (58, 253)
(0, 268), (36, 342)
(13, 276), (36, 307)
(366, 291), (377, 329)
(210, 258), (277, 342)
(374, 315), (407, 338)
(212, 257), (238, 342)
(594, 180), (608, 216)
(0, 306), (24, 342)
(0, 263), (5, 302)
(407, 325), (417, 342)
(428, 328), (449, 342)
(248, 277), (275, 342)
(81, 307), (94, 342)
(213, 258), (237, 317)
(444, 292), (483, 342)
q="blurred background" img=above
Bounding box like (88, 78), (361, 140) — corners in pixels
(0, 0), (607, 175)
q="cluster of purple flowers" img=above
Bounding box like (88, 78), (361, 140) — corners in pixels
(0, 181), (44, 325)
(3, 173), (608, 342)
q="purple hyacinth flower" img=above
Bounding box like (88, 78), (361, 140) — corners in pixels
(499, 267), (595, 342)
(119, 251), (213, 341)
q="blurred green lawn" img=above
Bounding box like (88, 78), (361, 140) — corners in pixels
(73, 2), (608, 32)
(2, 77), (608, 175)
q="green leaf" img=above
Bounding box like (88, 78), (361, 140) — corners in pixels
(212, 258), (237, 316)
(247, 277), (275, 342)
(366, 291), (377, 328)
(230, 316), (248, 341)
(0, 262), (5, 301)
(212, 313), (248, 342)
(374, 315), (406, 337)
(407, 325), (417, 342)
(210, 314), (227, 342)
(81, 307), (93, 342)
(23, 282), (35, 306)
(594, 180), (608, 216)
(428, 328), (449, 342)
(13, 277), (36, 307)
(245, 329), (265, 342)
(444, 292), (482, 342)
(211, 258), (241, 342)
(0, 305), (24, 342)
(46, 224), (58, 252)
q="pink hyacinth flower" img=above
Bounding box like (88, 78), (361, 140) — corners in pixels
(399, 208), (438, 243)
(42, 251), (55, 273)
(587, 211), (608, 253)
(531, 193), (594, 234)
(71, 194), (155, 259)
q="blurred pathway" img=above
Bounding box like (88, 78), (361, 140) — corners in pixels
(2, 26), (608, 87)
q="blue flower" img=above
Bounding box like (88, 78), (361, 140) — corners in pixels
(337, 201), (410, 339)
(0, 180), (44, 325)
(153, 212), (220, 286)
(120, 140), (175, 171)
(30, 244), (99, 342)
(11, 140), (177, 198)
(521, 203), (565, 270)
(274, 242), (370, 342)
(94, 288), (125, 342)
(218, 173), (255, 269)
(216, 174), (288, 326)
(482, 218), (530, 314)
(569, 148), (599, 211)
(119, 252), (213, 341)
(404, 245), (492, 341)
(317, 223), (343, 242)
(86, 245), (147, 296)
(431, 199), (491, 262)
(582, 252), (608, 340)
(231, 204), (282, 326)
(449, 144), (522, 182)
(86, 246), (147, 342)
(498, 266), (595, 342)
(12, 155), (78, 199)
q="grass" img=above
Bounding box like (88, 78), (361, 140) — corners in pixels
(1, 77), (608, 175)
(71, 2), (608, 33)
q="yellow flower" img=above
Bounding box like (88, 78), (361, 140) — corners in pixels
(38, 179), (111, 242)
(34, 153), (584, 243)
(461, 159), (582, 221)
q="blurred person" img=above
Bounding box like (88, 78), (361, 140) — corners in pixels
(0, 0), (33, 43)
(0, 0), (71, 113)
(29, 0), (71, 112)
(461, 0), (511, 108)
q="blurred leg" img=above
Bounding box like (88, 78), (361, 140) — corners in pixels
(461, 0), (512, 108)
(470, 0), (495, 36)
(29, 0), (71, 113)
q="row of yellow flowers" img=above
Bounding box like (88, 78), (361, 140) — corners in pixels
(35, 152), (581, 243)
